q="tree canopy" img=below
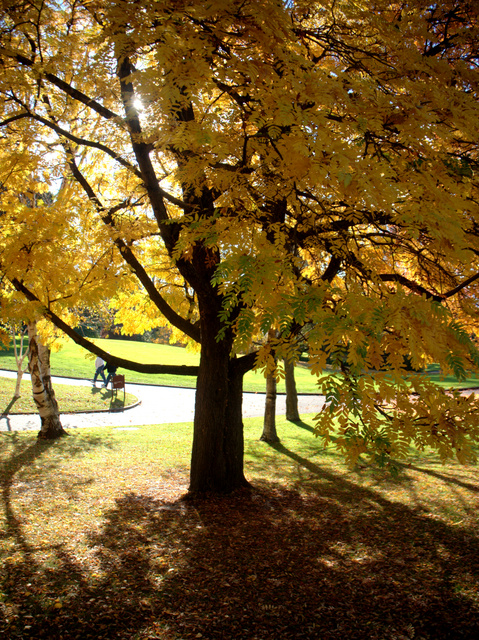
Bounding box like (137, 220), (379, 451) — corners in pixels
(1, 0), (479, 490)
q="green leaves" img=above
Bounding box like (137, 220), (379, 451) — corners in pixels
(316, 369), (479, 469)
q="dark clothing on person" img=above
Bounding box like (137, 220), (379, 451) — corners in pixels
(104, 363), (118, 388)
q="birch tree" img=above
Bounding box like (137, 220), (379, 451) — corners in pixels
(27, 321), (66, 439)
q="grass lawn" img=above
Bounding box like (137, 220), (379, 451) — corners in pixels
(1, 417), (478, 639)
(0, 337), (321, 392)
(2, 337), (479, 394)
(0, 377), (138, 415)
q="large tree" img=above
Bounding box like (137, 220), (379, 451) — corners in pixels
(1, 0), (479, 491)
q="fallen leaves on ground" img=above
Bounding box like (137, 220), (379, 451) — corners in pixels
(1, 474), (478, 640)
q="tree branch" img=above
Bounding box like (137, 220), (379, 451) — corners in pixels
(0, 112), (29, 127)
(378, 274), (443, 301)
(0, 47), (122, 121)
(321, 255), (341, 283)
(231, 351), (259, 376)
(443, 272), (479, 299)
(10, 278), (199, 375)
(67, 152), (201, 343)
(6, 103), (143, 178)
(117, 55), (180, 250)
(379, 272), (479, 301)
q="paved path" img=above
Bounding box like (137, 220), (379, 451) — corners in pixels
(0, 370), (326, 432)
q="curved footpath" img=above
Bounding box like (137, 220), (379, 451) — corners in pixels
(0, 370), (326, 433)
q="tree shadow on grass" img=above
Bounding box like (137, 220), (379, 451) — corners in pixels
(1, 396), (21, 418)
(0, 435), (55, 557)
(397, 461), (479, 494)
(0, 432), (114, 555)
(287, 418), (315, 433)
(1, 396), (20, 416)
(1, 445), (478, 639)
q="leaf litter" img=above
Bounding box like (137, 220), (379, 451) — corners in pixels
(0, 430), (478, 640)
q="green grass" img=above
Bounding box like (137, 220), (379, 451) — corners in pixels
(0, 376), (138, 414)
(425, 369), (479, 388)
(3, 336), (479, 394)
(0, 337), (323, 393)
(0, 338), (200, 387)
(0, 418), (478, 639)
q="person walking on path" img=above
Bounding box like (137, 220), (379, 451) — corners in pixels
(93, 356), (107, 386)
(103, 362), (118, 388)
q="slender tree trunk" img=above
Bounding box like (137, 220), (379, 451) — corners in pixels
(27, 322), (66, 440)
(189, 304), (249, 493)
(260, 369), (280, 443)
(284, 357), (300, 421)
(11, 324), (28, 398)
(14, 370), (24, 399)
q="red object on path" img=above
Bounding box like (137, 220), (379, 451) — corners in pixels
(111, 374), (125, 406)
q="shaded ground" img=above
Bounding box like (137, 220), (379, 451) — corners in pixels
(1, 434), (478, 640)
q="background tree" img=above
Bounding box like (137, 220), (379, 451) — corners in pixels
(1, 1), (479, 489)
(284, 357), (300, 423)
(260, 330), (280, 443)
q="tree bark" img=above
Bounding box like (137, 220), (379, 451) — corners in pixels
(190, 353), (250, 493)
(27, 322), (67, 440)
(14, 370), (24, 399)
(260, 369), (280, 443)
(189, 320), (249, 493)
(284, 357), (300, 421)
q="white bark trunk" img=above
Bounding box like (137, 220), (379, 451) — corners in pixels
(27, 322), (66, 439)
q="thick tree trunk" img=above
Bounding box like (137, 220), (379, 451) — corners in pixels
(284, 357), (300, 421)
(188, 306), (249, 493)
(260, 370), (280, 443)
(27, 322), (66, 440)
